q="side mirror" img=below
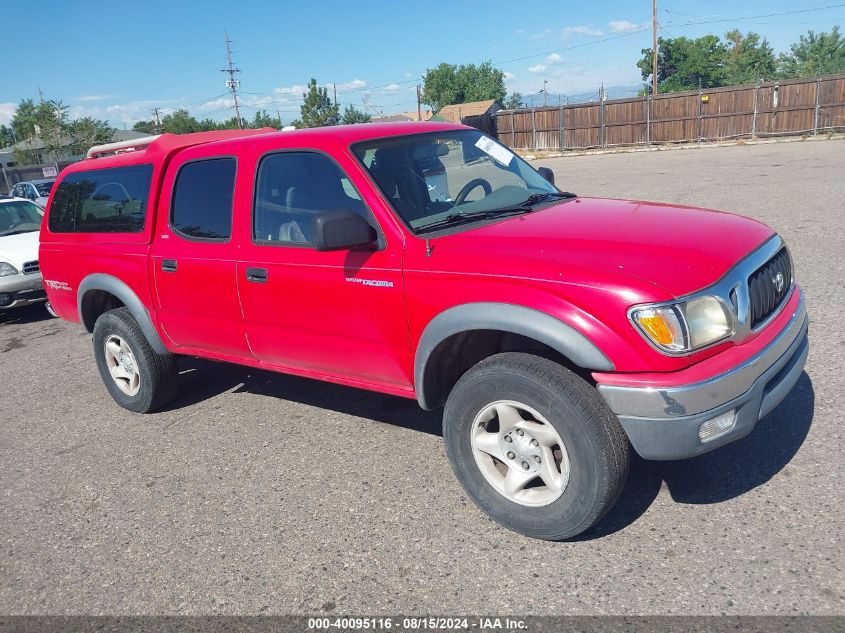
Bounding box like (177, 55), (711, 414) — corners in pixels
(312, 209), (377, 251)
(537, 167), (555, 186)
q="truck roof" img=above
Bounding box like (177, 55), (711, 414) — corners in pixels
(61, 122), (468, 174)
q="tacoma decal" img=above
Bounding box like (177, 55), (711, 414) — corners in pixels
(345, 277), (394, 288)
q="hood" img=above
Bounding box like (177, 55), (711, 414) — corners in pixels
(435, 197), (775, 298)
(0, 230), (40, 269)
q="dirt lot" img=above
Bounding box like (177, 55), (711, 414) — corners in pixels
(1, 138), (842, 615)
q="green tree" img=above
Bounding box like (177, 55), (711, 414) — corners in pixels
(66, 117), (115, 156)
(216, 115), (246, 130)
(294, 79), (340, 128)
(10, 98), (39, 140)
(778, 26), (845, 78)
(341, 105), (371, 125)
(133, 119), (156, 134)
(503, 93), (525, 109)
(249, 109), (283, 128)
(638, 35), (729, 92)
(421, 61), (506, 111)
(0, 125), (14, 148)
(35, 100), (69, 162)
(159, 109), (206, 134)
(724, 30), (777, 84)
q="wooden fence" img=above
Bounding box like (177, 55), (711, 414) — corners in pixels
(492, 74), (845, 151)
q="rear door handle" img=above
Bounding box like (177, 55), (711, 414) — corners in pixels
(246, 267), (268, 283)
(161, 259), (178, 273)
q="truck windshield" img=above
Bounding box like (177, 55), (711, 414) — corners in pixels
(0, 201), (42, 236)
(352, 130), (560, 233)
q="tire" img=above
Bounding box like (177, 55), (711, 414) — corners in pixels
(443, 352), (629, 540)
(92, 307), (178, 413)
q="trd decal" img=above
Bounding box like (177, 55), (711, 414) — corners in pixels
(44, 280), (73, 291)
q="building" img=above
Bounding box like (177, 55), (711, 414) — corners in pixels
(430, 99), (502, 124)
(3, 130), (151, 167)
(371, 109), (433, 123)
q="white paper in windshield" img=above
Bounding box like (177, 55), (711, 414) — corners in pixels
(475, 136), (514, 165)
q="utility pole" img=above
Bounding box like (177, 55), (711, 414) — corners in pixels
(151, 108), (162, 134)
(221, 30), (242, 128)
(333, 83), (338, 107)
(652, 0), (658, 96)
(416, 85), (422, 121)
(543, 79), (548, 106)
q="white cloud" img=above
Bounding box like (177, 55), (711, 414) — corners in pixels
(528, 64), (547, 74)
(74, 95), (118, 102)
(0, 102), (15, 125)
(404, 72), (413, 78)
(503, 71), (517, 81)
(609, 20), (642, 32)
(337, 78), (367, 91)
(529, 29), (551, 40)
(545, 53), (564, 65)
(273, 79), (366, 97)
(563, 25), (603, 37)
(384, 83), (401, 91)
(66, 100), (179, 126)
(274, 83), (309, 95)
(515, 28), (526, 35)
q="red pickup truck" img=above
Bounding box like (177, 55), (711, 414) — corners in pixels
(40, 123), (808, 540)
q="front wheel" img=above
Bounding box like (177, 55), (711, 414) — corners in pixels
(93, 307), (178, 413)
(443, 352), (630, 540)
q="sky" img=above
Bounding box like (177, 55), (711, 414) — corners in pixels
(2, 0), (843, 128)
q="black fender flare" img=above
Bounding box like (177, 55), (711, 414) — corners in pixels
(414, 302), (613, 409)
(77, 273), (168, 355)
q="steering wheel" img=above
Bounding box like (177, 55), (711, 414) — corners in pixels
(455, 178), (493, 205)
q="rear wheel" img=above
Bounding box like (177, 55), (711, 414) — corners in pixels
(443, 352), (630, 540)
(93, 307), (178, 413)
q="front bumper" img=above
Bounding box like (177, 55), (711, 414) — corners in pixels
(597, 289), (808, 460)
(0, 273), (47, 309)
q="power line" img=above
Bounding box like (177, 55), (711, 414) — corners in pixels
(663, 3), (845, 28)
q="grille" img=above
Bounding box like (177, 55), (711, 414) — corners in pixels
(22, 260), (39, 274)
(748, 248), (792, 328)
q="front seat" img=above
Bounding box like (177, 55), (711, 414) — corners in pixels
(281, 156), (363, 242)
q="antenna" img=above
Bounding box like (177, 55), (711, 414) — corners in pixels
(222, 30), (243, 129)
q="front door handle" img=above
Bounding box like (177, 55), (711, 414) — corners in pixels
(246, 267), (268, 283)
(161, 259), (177, 273)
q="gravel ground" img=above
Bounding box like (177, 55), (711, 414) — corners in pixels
(1, 138), (842, 616)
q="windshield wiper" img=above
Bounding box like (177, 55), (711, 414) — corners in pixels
(518, 191), (576, 207)
(416, 208), (532, 234)
(414, 192), (577, 234)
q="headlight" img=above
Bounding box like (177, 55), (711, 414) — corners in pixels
(631, 295), (734, 354)
(0, 262), (19, 277)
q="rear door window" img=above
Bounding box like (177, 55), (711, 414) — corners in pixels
(170, 158), (236, 241)
(48, 164), (153, 233)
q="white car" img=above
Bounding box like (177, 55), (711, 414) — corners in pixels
(9, 179), (55, 209)
(0, 197), (46, 309)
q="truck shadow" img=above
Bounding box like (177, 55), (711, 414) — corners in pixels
(166, 356), (443, 436)
(166, 359), (814, 540)
(578, 372), (815, 540)
(0, 303), (54, 326)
